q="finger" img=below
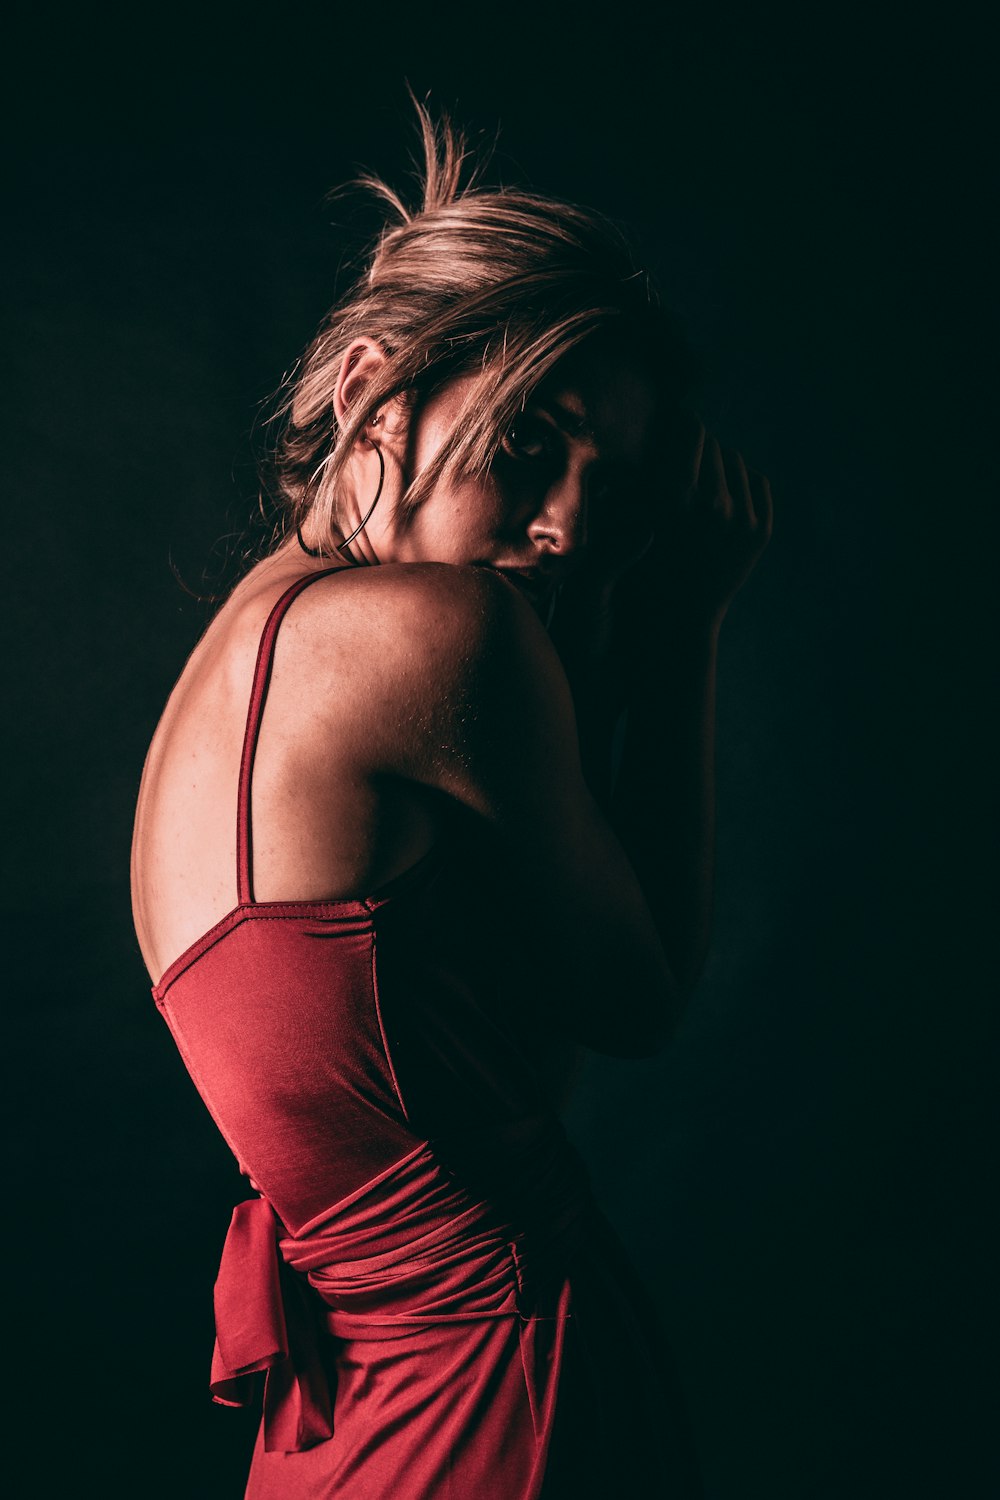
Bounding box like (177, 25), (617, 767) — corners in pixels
(747, 467), (774, 542)
(722, 447), (756, 527)
(699, 432), (732, 519)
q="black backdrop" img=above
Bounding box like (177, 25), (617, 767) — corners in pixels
(3, 8), (994, 1497)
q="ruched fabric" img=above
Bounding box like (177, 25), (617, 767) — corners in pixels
(152, 568), (704, 1497)
(211, 1119), (593, 1488)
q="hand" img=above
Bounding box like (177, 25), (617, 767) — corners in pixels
(613, 411), (774, 644)
(549, 412), (773, 660)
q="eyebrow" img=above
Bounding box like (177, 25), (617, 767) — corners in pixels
(531, 393), (646, 482)
(536, 395), (596, 441)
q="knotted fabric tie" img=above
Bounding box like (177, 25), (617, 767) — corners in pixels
(210, 1196), (334, 1453)
(208, 1125), (594, 1455)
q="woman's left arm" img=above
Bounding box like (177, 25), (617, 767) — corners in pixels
(550, 415), (773, 998)
(610, 616), (720, 998)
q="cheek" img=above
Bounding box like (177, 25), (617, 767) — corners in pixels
(435, 481), (508, 544)
(401, 492), (495, 564)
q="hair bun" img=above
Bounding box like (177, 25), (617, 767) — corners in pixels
(262, 92), (696, 563)
(353, 90), (479, 229)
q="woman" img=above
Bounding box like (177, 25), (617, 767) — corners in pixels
(131, 103), (771, 1499)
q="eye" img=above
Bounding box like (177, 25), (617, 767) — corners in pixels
(500, 415), (551, 461)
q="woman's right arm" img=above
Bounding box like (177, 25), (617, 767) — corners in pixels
(365, 562), (682, 1058)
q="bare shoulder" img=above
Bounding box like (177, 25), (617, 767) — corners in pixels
(235, 559), (569, 799)
(272, 560), (561, 705)
(288, 560), (541, 649)
(367, 559), (563, 679)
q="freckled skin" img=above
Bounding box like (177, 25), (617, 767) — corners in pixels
(132, 332), (771, 1018)
(297, 338), (660, 602)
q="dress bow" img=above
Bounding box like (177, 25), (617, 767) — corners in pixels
(210, 1197), (335, 1453)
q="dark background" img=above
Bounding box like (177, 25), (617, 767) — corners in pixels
(3, 7), (994, 1497)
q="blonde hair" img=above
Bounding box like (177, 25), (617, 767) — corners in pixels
(262, 99), (697, 555)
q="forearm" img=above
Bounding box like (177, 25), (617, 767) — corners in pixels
(550, 414), (771, 999)
(565, 660), (624, 814)
(610, 620), (719, 996)
(548, 587), (624, 814)
(553, 597), (719, 998)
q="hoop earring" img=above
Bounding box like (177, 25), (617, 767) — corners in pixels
(296, 440), (386, 561)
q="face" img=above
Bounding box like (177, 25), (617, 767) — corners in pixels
(338, 341), (661, 614)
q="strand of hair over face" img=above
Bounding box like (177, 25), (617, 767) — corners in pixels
(261, 94), (698, 560)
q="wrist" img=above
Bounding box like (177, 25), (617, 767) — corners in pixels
(614, 616), (720, 707)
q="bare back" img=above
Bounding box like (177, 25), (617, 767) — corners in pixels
(131, 554), (446, 988)
(133, 546), (676, 1055)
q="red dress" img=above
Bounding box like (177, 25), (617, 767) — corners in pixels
(151, 568), (704, 1498)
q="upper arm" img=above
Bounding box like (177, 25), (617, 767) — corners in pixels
(366, 563), (680, 1056)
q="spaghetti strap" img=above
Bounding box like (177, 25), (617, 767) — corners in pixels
(237, 566), (352, 905)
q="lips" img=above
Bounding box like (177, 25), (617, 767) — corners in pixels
(504, 572), (543, 598)
(489, 567), (553, 600)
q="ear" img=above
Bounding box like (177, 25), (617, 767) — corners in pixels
(333, 337), (389, 432)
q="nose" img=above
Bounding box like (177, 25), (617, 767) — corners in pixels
(526, 474), (589, 558)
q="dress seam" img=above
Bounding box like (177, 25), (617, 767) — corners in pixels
(370, 926), (411, 1123)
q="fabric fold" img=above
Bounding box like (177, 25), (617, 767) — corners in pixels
(209, 1121), (594, 1457)
(210, 1196), (334, 1453)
